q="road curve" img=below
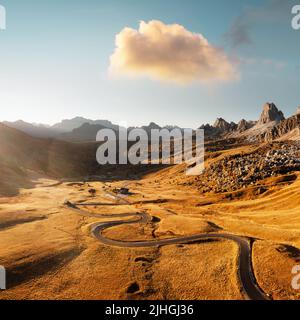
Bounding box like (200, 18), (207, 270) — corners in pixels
(64, 194), (269, 301)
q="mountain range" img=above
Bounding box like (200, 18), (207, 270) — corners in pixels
(3, 117), (120, 140)
(1, 102), (300, 196)
(200, 102), (300, 142)
(2, 102), (300, 142)
(2, 118), (187, 142)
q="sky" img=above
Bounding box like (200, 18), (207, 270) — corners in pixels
(0, 0), (299, 128)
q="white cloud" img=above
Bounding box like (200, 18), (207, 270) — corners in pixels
(109, 20), (238, 85)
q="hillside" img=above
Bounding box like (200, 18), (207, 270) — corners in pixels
(0, 124), (98, 195)
(1, 140), (300, 300)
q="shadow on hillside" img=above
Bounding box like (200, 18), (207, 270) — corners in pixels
(6, 248), (83, 289)
(58, 164), (171, 184)
(277, 245), (300, 263)
(0, 216), (47, 231)
(0, 158), (171, 197)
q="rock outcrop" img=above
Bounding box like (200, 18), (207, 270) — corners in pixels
(264, 114), (300, 141)
(200, 118), (237, 139)
(213, 118), (230, 131)
(232, 103), (285, 142)
(199, 124), (218, 138)
(196, 143), (300, 193)
(200, 103), (285, 141)
(236, 119), (255, 132)
(213, 118), (237, 132)
(257, 103), (285, 125)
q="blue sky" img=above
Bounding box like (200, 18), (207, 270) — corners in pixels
(0, 0), (299, 128)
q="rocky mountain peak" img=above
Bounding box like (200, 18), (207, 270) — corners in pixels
(258, 103), (285, 125)
(148, 122), (161, 129)
(237, 119), (249, 132)
(213, 118), (230, 131)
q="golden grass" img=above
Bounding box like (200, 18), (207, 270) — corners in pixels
(1, 143), (300, 300)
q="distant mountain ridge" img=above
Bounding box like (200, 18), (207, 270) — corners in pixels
(3, 102), (300, 142)
(52, 117), (118, 132)
(2, 117), (187, 142)
(60, 122), (120, 142)
(3, 120), (61, 138)
(3, 117), (120, 141)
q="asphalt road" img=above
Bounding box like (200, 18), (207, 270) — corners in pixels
(65, 192), (269, 301)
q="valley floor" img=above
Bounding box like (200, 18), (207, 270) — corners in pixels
(0, 170), (300, 300)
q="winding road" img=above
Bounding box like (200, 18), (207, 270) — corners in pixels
(65, 191), (269, 301)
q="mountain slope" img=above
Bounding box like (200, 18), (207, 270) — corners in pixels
(0, 124), (98, 195)
(264, 114), (300, 141)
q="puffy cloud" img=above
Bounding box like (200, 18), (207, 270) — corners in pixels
(109, 20), (238, 85)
